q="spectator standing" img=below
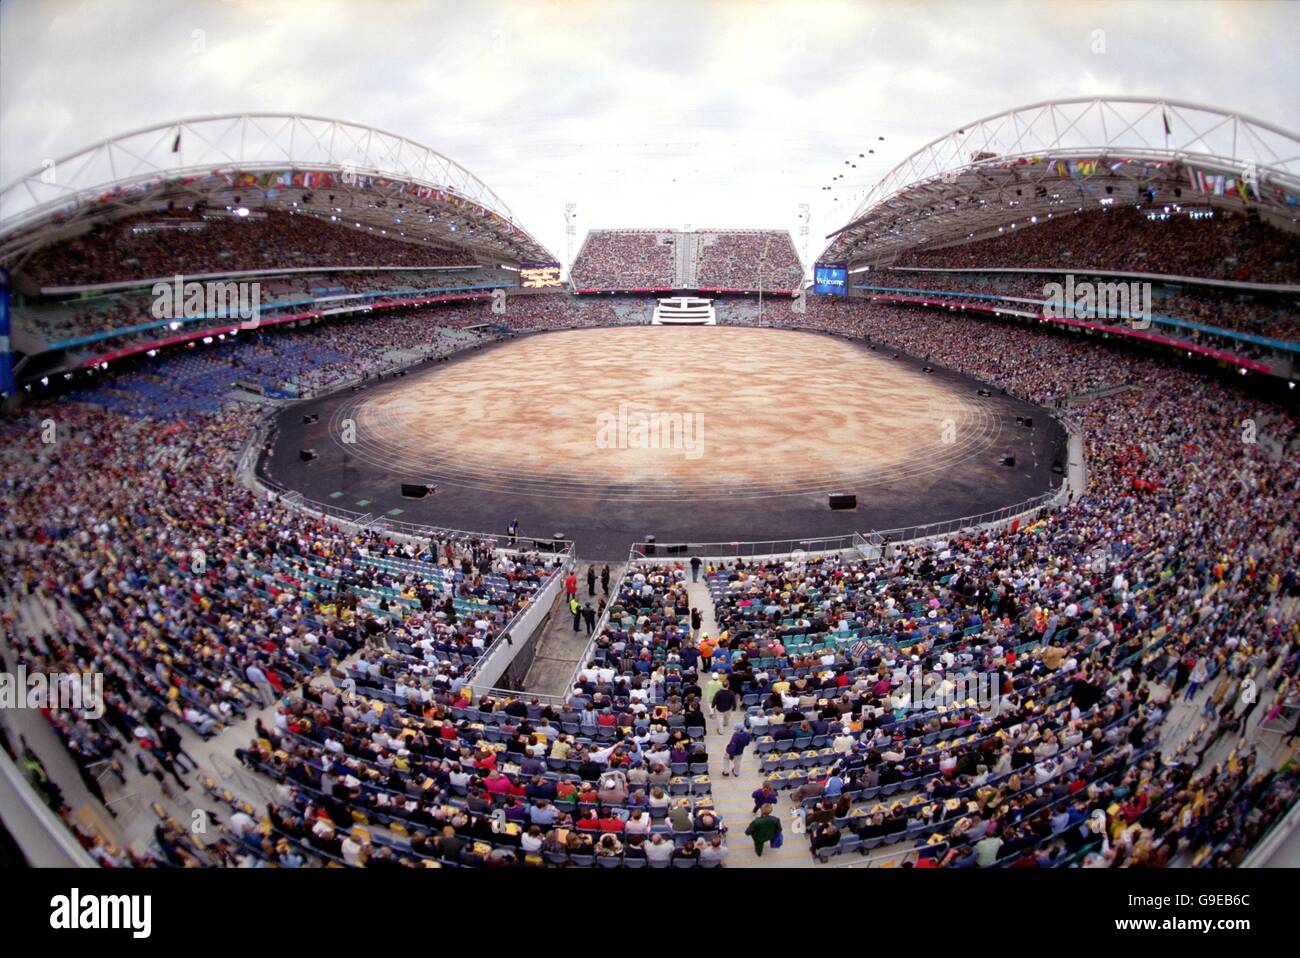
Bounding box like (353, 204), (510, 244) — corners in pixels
(745, 805), (782, 857)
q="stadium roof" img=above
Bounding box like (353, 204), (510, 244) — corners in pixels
(820, 97), (1300, 266)
(0, 113), (556, 270)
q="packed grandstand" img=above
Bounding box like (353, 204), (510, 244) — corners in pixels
(0, 99), (1298, 874)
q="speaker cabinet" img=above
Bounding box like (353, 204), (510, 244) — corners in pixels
(400, 483), (432, 498)
(299, 448), (317, 462)
(829, 493), (857, 510)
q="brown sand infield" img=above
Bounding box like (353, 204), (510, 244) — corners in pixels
(334, 326), (1003, 500)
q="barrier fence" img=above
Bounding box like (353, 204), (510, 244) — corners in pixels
(465, 553), (574, 690)
(629, 533), (868, 562)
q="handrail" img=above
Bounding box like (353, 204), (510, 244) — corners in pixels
(465, 551), (574, 686)
(562, 558), (637, 699)
(629, 533), (868, 562)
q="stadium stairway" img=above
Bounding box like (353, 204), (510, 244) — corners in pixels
(1, 589), (247, 863)
(521, 563), (626, 698)
(684, 576), (814, 868)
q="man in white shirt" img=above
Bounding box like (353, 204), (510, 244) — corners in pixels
(644, 834), (674, 863)
(228, 810), (257, 838)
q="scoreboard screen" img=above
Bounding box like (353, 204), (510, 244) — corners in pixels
(519, 263), (563, 288)
(813, 264), (848, 297)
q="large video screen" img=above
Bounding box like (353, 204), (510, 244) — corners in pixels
(813, 264), (848, 297)
(519, 263), (563, 288)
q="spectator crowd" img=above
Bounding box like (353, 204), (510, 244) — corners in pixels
(20, 210), (477, 288)
(2, 282), (1297, 869)
(570, 231), (677, 289)
(695, 231), (803, 291)
(892, 207), (1300, 285)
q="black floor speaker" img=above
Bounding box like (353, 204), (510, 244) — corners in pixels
(401, 483), (432, 498)
(299, 448), (317, 462)
(829, 493), (857, 510)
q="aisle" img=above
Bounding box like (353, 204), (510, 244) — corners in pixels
(684, 574), (813, 868)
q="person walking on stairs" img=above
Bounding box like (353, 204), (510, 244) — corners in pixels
(703, 672), (723, 720)
(712, 679), (736, 734)
(723, 724), (751, 777)
(745, 805), (782, 857)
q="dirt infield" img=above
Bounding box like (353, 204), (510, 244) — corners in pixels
(338, 326), (1001, 500)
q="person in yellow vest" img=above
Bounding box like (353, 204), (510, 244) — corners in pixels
(703, 672), (724, 718)
(570, 595), (582, 632)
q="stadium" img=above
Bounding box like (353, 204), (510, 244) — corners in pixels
(0, 2), (1297, 917)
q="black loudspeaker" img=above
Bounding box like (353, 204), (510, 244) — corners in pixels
(666, 544), (688, 556)
(299, 448), (317, 462)
(643, 535), (657, 556)
(1051, 459), (1065, 474)
(977, 388), (992, 397)
(1002, 455), (1016, 467)
(401, 483), (432, 498)
(1022, 417), (1033, 429)
(829, 493), (857, 510)
(302, 413), (319, 424)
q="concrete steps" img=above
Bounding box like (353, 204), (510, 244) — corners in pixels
(684, 575), (813, 867)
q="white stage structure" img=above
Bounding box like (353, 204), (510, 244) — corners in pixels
(652, 296), (716, 325)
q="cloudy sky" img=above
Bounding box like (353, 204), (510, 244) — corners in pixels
(2, 0), (1297, 266)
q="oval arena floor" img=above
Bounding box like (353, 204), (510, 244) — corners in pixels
(264, 326), (1067, 557)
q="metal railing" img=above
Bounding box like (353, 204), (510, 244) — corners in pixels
(628, 532), (869, 561)
(561, 559), (636, 698)
(865, 486), (1064, 551)
(465, 552), (574, 686)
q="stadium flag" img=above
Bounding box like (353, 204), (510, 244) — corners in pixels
(1186, 167), (1210, 194)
